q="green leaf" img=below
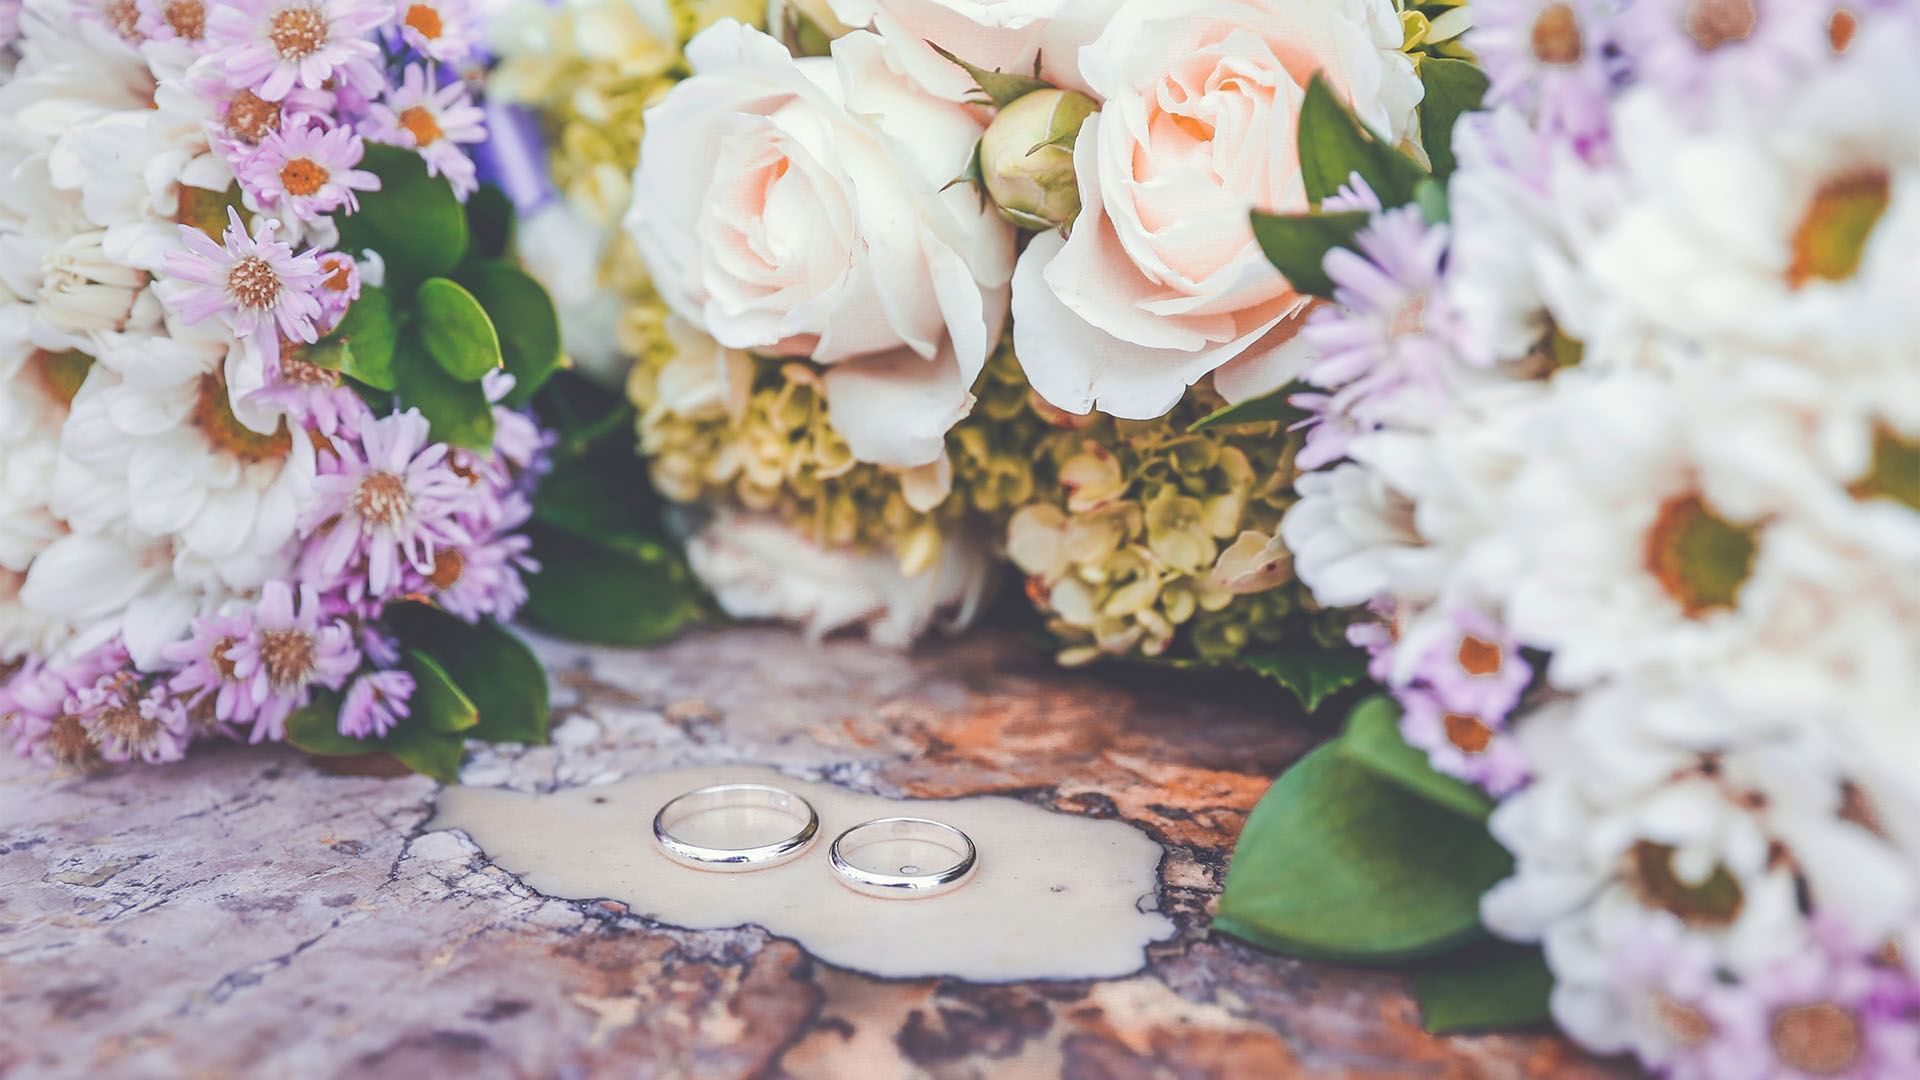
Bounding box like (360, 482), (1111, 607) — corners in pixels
(1414, 177), (1450, 225)
(465, 182), (515, 260)
(335, 143), (470, 297)
(1250, 209), (1369, 298)
(1190, 383), (1308, 432)
(1297, 76), (1427, 208)
(316, 286), (398, 391)
(524, 525), (705, 647)
(393, 332), (496, 450)
(384, 603), (551, 745)
(455, 259), (564, 404)
(1413, 940), (1555, 1034)
(382, 723), (466, 784)
(1213, 742), (1513, 964)
(405, 649), (480, 734)
(1416, 57), (1489, 181)
(929, 42), (1051, 108)
(1238, 647), (1369, 713)
(416, 277), (503, 382)
(285, 692), (364, 755)
(1339, 695), (1494, 821)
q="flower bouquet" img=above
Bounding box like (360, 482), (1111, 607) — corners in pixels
(483, 0), (1920, 1070)
(0, 0), (570, 779)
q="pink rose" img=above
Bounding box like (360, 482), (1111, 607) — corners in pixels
(626, 21), (1015, 467)
(826, 0), (1121, 100)
(1011, 0), (1422, 418)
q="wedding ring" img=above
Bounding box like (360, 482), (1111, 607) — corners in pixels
(829, 817), (977, 899)
(652, 783), (819, 872)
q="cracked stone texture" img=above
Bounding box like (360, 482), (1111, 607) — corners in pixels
(0, 627), (1633, 1078)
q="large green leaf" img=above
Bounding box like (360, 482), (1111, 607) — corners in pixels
(1417, 57), (1490, 181)
(315, 285), (398, 391)
(1213, 742), (1513, 964)
(405, 648), (480, 734)
(382, 722), (466, 784)
(464, 182), (515, 260)
(1190, 383), (1309, 432)
(1340, 695), (1494, 821)
(392, 330), (496, 450)
(1239, 647), (1370, 714)
(1250, 209), (1369, 298)
(335, 143), (470, 297)
(285, 691), (362, 755)
(1413, 940), (1555, 1033)
(1297, 76), (1427, 208)
(416, 277), (502, 382)
(524, 525), (705, 647)
(384, 603), (551, 746)
(284, 688), (464, 783)
(456, 259), (563, 404)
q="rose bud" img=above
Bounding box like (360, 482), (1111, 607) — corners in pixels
(978, 88), (1098, 233)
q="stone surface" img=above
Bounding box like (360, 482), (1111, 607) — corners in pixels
(0, 627), (1634, 1078)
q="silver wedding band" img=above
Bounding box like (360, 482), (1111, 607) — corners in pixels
(829, 816), (977, 899)
(652, 783), (819, 871)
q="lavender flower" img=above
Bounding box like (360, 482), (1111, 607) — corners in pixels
(301, 409), (474, 599)
(163, 610), (260, 728)
(163, 206), (325, 361)
(1401, 609), (1534, 719)
(339, 668), (412, 739)
(365, 63), (486, 197)
(391, 0), (478, 63)
(1398, 687), (1530, 796)
(313, 250), (362, 329)
(136, 0), (209, 42)
(226, 581), (359, 742)
(1612, 0), (1834, 106)
(205, 0), (388, 101)
(73, 671), (190, 764)
(240, 119), (381, 223)
(426, 502), (537, 623)
(1, 643), (130, 769)
(1467, 0), (1614, 154)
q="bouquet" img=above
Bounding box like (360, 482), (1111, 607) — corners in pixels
(489, 0), (1920, 1071)
(0, 0), (571, 779)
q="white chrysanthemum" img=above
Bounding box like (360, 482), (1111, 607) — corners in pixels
(53, 332), (312, 591)
(1482, 681), (1916, 1054)
(1279, 462), (1425, 608)
(684, 507), (995, 649)
(1586, 20), (1920, 370)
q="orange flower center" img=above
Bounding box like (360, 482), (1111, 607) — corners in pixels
(193, 373), (293, 464)
(279, 157), (329, 197)
(227, 90), (282, 143)
(164, 0), (206, 39)
(1456, 634), (1503, 677)
(27, 349), (93, 409)
(1530, 4), (1584, 64)
(1644, 493), (1758, 618)
(1771, 1003), (1862, 1076)
(1684, 0), (1757, 51)
(1829, 8), (1858, 52)
(321, 255), (355, 291)
(428, 549), (465, 590)
(260, 629), (317, 689)
(1788, 167), (1891, 288)
(268, 4), (328, 59)
(105, 0), (142, 39)
(404, 3), (443, 39)
(1443, 713), (1495, 755)
(399, 105), (443, 147)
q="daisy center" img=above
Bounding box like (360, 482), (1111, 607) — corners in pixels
(97, 700), (158, 746)
(227, 255), (283, 311)
(1455, 634), (1503, 677)
(268, 4), (329, 60)
(1683, 0), (1757, 51)
(47, 713), (98, 768)
(1644, 493), (1758, 618)
(1655, 995), (1714, 1048)
(279, 349), (340, 388)
(1829, 9), (1857, 52)
(404, 2), (443, 39)
(193, 374), (294, 464)
(1529, 4), (1583, 65)
(1788, 167), (1890, 288)
(1627, 841), (1745, 928)
(1770, 1003), (1861, 1076)
(398, 105), (444, 147)
(259, 628), (318, 689)
(211, 636), (241, 679)
(353, 472), (413, 526)
(227, 91), (283, 143)
(279, 157), (330, 197)
(105, 0), (142, 39)
(428, 549), (465, 590)
(1851, 424), (1920, 510)
(321, 255), (355, 291)
(164, 0), (206, 38)
(27, 349), (93, 409)
(1442, 712), (1495, 755)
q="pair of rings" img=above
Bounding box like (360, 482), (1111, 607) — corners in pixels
(651, 783), (977, 900)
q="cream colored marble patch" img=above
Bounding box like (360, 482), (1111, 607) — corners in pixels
(429, 765), (1176, 982)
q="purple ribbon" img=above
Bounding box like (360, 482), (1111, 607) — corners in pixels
(474, 101), (559, 216)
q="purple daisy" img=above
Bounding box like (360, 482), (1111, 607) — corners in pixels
(163, 609), (263, 729)
(425, 499), (537, 623)
(1467, 0), (1615, 155)
(339, 668), (413, 739)
(1612, 0), (1834, 107)
(1398, 686), (1530, 796)
(136, 0), (210, 42)
(225, 581), (359, 743)
(1, 642), (130, 769)
(365, 63), (486, 198)
(391, 0), (478, 63)
(1398, 608), (1534, 719)
(313, 250), (362, 330)
(240, 119), (381, 223)
(301, 408), (475, 600)
(73, 671), (191, 765)
(204, 0), (388, 102)
(163, 206), (325, 362)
